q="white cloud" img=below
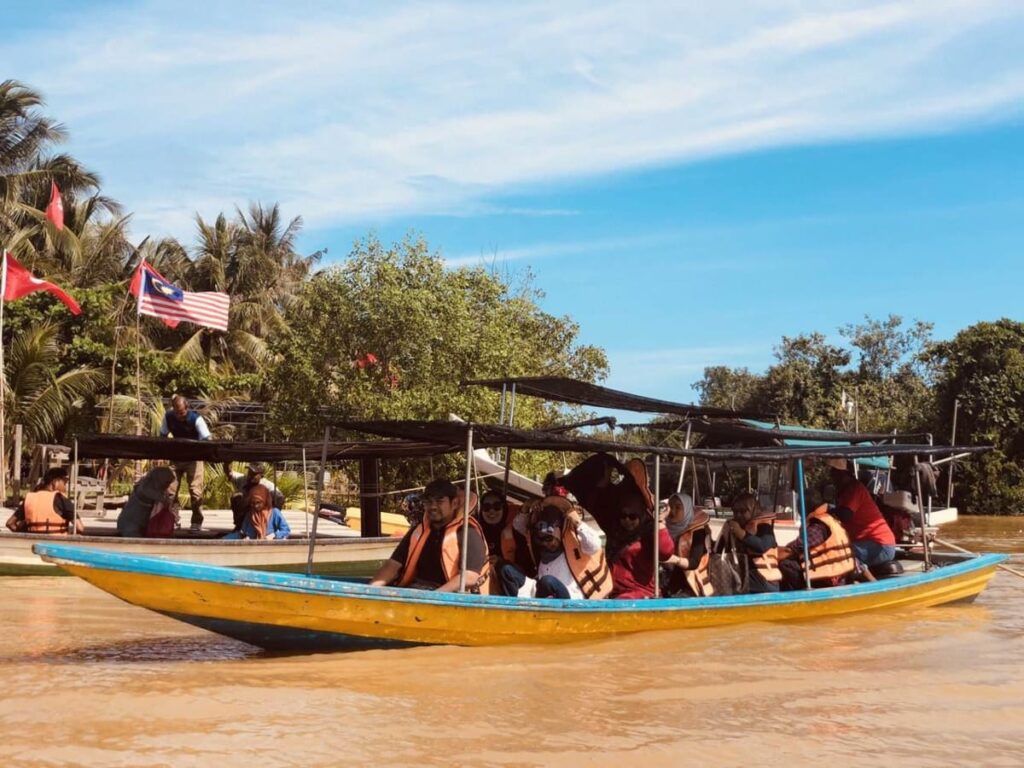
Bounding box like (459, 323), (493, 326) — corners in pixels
(3, 0), (1023, 239)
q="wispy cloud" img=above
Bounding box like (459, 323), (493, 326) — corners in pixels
(4, 0), (1024, 239)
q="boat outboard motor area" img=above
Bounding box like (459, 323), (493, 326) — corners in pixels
(869, 560), (905, 579)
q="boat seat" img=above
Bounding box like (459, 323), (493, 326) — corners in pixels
(868, 560), (905, 580)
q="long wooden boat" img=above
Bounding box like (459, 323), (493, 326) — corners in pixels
(34, 543), (1005, 652)
(3, 532), (396, 577)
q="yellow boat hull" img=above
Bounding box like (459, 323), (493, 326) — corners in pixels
(35, 543), (1004, 651)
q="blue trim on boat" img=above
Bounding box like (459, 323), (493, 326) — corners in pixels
(33, 542), (1007, 613)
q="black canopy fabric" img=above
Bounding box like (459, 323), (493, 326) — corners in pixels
(460, 376), (772, 419)
(72, 434), (455, 462)
(619, 418), (923, 445)
(335, 419), (989, 462)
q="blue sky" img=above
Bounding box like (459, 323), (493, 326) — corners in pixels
(3, 1), (1023, 400)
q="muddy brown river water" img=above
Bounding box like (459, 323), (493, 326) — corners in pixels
(1, 517), (1022, 767)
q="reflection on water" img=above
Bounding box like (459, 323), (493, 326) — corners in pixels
(0, 517), (1022, 767)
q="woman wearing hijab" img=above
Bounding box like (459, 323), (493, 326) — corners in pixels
(225, 485), (291, 540)
(663, 492), (715, 597)
(117, 467), (177, 537)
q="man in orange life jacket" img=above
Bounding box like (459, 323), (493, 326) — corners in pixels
(370, 479), (487, 592)
(827, 458), (897, 568)
(5, 467), (82, 534)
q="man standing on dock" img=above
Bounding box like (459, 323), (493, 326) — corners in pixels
(159, 394), (211, 531)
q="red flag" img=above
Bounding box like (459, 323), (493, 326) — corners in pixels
(130, 260), (179, 328)
(45, 181), (64, 231)
(2, 251), (81, 314)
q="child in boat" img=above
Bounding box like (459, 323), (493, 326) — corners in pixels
(224, 486), (291, 540)
(725, 493), (781, 593)
(496, 496), (611, 599)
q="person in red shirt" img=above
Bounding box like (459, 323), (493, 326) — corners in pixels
(827, 459), (897, 568)
(609, 497), (675, 599)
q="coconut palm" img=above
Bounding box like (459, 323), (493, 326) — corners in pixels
(1, 322), (105, 445)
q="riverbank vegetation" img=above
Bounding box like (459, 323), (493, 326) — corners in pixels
(1, 80), (1021, 513)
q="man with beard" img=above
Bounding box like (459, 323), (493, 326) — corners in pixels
(370, 479), (488, 592)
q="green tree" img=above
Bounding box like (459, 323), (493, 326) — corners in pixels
(265, 234), (608, 439)
(925, 319), (1024, 515)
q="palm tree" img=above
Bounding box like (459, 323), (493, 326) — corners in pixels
(2, 322), (105, 445)
(174, 205), (320, 375)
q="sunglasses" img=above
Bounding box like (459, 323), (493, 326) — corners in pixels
(481, 502), (503, 511)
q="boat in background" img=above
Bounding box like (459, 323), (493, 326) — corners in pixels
(2, 530), (394, 576)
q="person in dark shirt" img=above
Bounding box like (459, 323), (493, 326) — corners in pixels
(725, 492), (780, 593)
(369, 479), (487, 592)
(159, 394), (211, 531)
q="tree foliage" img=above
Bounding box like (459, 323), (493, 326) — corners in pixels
(925, 320), (1024, 515)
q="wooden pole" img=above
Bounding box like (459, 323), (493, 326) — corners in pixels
(934, 537), (1024, 580)
(914, 455), (932, 571)
(946, 399), (959, 508)
(135, 297), (142, 436)
(0, 250), (7, 505)
(70, 438), (79, 537)
(301, 446), (309, 538)
(458, 424), (474, 593)
(305, 427), (330, 576)
(12, 423), (22, 501)
(676, 421), (692, 493)
(796, 459), (812, 590)
(653, 453), (661, 598)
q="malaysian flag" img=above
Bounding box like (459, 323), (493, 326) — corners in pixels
(136, 263), (230, 331)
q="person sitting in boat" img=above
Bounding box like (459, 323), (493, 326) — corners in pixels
(370, 479), (488, 592)
(776, 503), (857, 590)
(223, 486), (291, 540)
(827, 458), (897, 569)
(724, 493), (781, 593)
(222, 462), (285, 531)
(117, 466), (177, 538)
(560, 452), (655, 559)
(476, 490), (518, 564)
(608, 496), (674, 599)
(496, 495), (611, 599)
(4, 467), (82, 535)
(662, 492), (715, 597)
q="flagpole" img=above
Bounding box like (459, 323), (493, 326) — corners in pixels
(135, 284), (142, 438)
(0, 250), (7, 505)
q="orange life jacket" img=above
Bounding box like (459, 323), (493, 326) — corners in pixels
(742, 515), (782, 585)
(24, 491), (69, 535)
(525, 524), (612, 599)
(397, 513), (489, 590)
(673, 513), (714, 597)
(802, 505), (856, 581)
